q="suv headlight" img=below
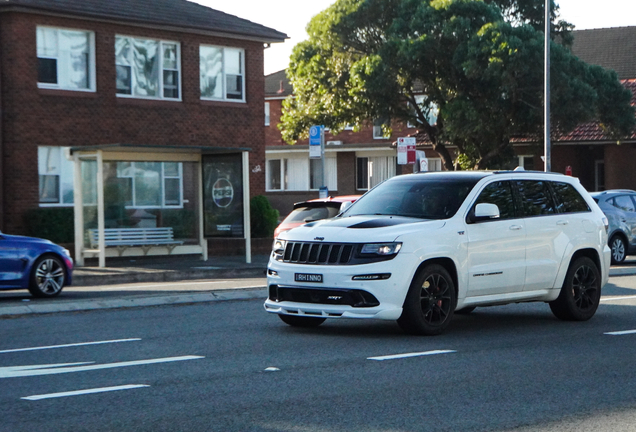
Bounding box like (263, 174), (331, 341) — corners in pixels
(360, 242), (402, 256)
(272, 239), (287, 259)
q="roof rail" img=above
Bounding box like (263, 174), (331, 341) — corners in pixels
(493, 170), (564, 175)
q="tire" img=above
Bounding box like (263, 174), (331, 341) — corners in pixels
(397, 264), (456, 335)
(455, 306), (476, 315)
(610, 235), (627, 265)
(28, 255), (66, 298)
(549, 257), (601, 321)
(278, 314), (326, 328)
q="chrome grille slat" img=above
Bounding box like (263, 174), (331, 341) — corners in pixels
(283, 242), (356, 265)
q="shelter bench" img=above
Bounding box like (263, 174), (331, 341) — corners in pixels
(88, 227), (183, 256)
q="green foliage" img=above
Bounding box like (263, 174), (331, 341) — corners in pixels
(250, 195), (279, 238)
(23, 207), (75, 244)
(281, 0), (635, 170)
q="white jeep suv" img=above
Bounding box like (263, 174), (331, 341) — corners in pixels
(264, 171), (611, 335)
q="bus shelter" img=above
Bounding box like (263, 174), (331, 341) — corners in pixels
(70, 144), (252, 267)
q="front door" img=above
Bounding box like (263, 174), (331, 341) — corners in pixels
(465, 181), (527, 296)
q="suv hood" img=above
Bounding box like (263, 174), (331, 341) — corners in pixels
(280, 215), (446, 243)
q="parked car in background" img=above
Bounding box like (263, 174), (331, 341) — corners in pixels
(0, 231), (73, 297)
(273, 196), (361, 238)
(590, 190), (636, 264)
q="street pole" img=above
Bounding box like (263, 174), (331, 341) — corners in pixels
(321, 126), (325, 192)
(544, 0), (551, 172)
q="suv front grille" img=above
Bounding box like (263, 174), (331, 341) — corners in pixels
(283, 242), (355, 265)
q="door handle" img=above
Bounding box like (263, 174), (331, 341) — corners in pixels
(509, 225), (522, 231)
(557, 220), (569, 225)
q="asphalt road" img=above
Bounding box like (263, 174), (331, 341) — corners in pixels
(2, 276), (636, 432)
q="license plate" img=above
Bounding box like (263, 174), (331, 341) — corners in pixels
(295, 273), (323, 283)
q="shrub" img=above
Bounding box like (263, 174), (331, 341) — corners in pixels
(250, 195), (279, 238)
(23, 207), (75, 243)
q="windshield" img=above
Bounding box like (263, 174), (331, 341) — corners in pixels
(344, 176), (478, 220)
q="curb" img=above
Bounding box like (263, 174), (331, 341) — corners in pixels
(0, 287), (267, 317)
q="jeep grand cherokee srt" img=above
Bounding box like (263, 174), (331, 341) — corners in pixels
(265, 171), (610, 335)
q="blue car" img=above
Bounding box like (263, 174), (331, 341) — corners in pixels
(0, 231), (73, 297)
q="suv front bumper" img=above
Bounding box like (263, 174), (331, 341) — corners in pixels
(264, 254), (420, 321)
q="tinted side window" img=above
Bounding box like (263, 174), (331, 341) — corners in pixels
(551, 182), (591, 213)
(473, 181), (516, 219)
(514, 180), (556, 216)
(612, 195), (636, 212)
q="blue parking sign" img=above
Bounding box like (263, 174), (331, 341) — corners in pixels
(309, 125), (322, 146)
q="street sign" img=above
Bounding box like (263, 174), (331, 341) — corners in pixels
(397, 137), (416, 165)
(309, 125), (323, 159)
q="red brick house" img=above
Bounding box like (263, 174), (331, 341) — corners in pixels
(0, 0), (286, 262)
(264, 27), (636, 216)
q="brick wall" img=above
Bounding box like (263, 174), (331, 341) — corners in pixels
(0, 11), (267, 234)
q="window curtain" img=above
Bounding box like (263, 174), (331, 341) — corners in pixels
(200, 46), (223, 98)
(325, 158), (337, 191)
(132, 38), (159, 97)
(285, 159), (308, 191)
(368, 156), (396, 188)
(58, 30), (89, 89)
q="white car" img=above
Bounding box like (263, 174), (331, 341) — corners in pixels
(265, 171), (611, 335)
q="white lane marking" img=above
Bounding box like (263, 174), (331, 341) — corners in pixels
(368, 350), (456, 361)
(3, 362), (94, 372)
(600, 295), (636, 302)
(0, 338), (141, 354)
(22, 384), (149, 401)
(604, 330), (636, 336)
(0, 355), (204, 378)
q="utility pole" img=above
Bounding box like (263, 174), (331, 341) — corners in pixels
(544, 0), (551, 172)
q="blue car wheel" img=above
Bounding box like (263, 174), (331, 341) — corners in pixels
(28, 255), (66, 297)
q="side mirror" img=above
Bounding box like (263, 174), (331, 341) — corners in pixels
(473, 203), (500, 221)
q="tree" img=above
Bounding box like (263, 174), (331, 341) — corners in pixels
(280, 0), (635, 170)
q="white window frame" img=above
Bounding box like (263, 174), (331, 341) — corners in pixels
(200, 45), (246, 103)
(356, 154), (396, 190)
(518, 155), (535, 170)
(115, 35), (182, 101)
(38, 146), (76, 207)
(116, 162), (184, 209)
(373, 124), (390, 140)
(36, 26), (96, 92)
(264, 102), (270, 126)
(266, 156), (337, 192)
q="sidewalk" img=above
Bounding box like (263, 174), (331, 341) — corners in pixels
(73, 254), (270, 286)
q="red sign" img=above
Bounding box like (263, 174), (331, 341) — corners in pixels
(565, 165), (572, 176)
(397, 137), (417, 165)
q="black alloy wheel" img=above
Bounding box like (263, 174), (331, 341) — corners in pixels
(610, 235), (627, 265)
(398, 264), (456, 335)
(549, 256), (601, 321)
(29, 255), (66, 297)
